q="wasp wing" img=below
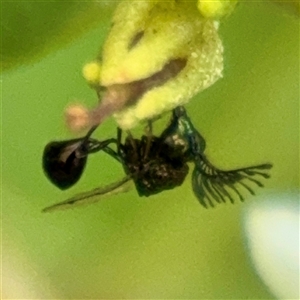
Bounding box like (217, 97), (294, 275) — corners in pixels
(192, 155), (272, 208)
(42, 176), (133, 213)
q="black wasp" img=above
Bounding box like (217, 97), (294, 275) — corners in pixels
(42, 106), (272, 212)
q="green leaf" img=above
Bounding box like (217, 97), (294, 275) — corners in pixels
(1, 1), (119, 71)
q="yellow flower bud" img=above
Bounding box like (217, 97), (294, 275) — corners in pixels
(81, 0), (224, 130)
(82, 61), (101, 85)
(197, 0), (238, 19)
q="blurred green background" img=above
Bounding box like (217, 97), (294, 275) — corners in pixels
(2, 1), (299, 299)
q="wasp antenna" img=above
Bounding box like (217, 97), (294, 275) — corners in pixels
(201, 177), (216, 208)
(255, 163), (273, 170)
(209, 180), (227, 203)
(244, 176), (265, 188)
(238, 181), (256, 196)
(242, 168), (271, 179)
(192, 155), (272, 207)
(215, 181), (236, 204)
(202, 176), (221, 204)
(227, 183), (245, 202)
(192, 173), (208, 208)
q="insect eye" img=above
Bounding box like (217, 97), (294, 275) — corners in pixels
(42, 139), (88, 190)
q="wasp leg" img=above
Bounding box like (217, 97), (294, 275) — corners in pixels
(126, 130), (139, 161)
(117, 127), (122, 156)
(87, 138), (117, 154)
(126, 131), (136, 150)
(83, 124), (100, 141)
(84, 136), (122, 164)
(101, 146), (122, 163)
(143, 120), (153, 159)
